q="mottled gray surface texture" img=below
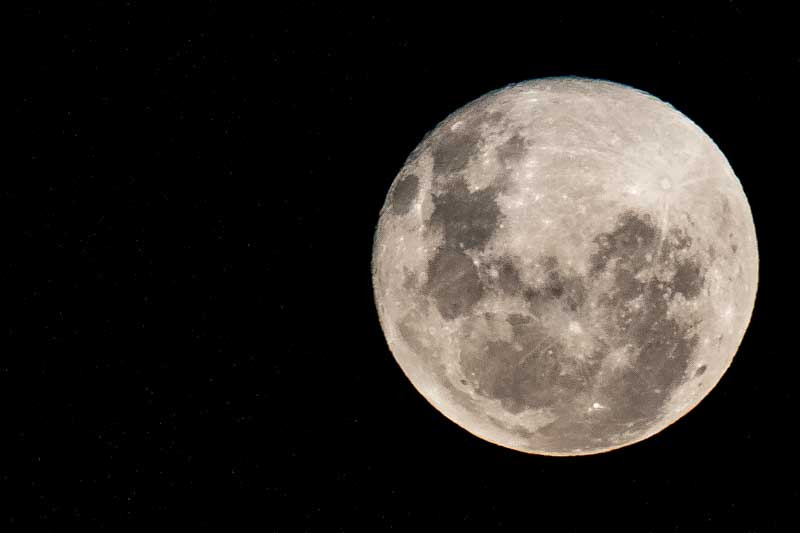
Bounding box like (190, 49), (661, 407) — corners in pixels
(372, 77), (758, 455)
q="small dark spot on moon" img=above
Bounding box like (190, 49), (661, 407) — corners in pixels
(695, 364), (707, 377)
(500, 397), (526, 414)
(497, 259), (523, 294)
(611, 268), (646, 304)
(542, 255), (559, 270)
(721, 197), (732, 216)
(496, 133), (528, 165)
(561, 276), (587, 311)
(515, 255), (588, 312)
(545, 270), (565, 298)
(429, 177), (503, 251)
(402, 267), (417, 290)
(590, 210), (659, 275)
(425, 247), (484, 320)
(523, 286), (545, 308)
(390, 173), (420, 215)
(506, 313), (532, 326)
(460, 379), (468, 386)
(665, 227), (692, 251)
(731, 243), (738, 254)
(671, 259), (704, 299)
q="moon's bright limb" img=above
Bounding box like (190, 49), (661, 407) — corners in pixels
(372, 77), (758, 456)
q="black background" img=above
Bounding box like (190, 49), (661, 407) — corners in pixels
(8, 1), (797, 530)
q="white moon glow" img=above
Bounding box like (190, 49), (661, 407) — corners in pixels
(372, 77), (758, 455)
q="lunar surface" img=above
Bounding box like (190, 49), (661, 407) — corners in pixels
(371, 77), (758, 455)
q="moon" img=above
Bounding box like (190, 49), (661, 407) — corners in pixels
(372, 77), (758, 455)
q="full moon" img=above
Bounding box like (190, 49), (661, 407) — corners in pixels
(372, 77), (758, 455)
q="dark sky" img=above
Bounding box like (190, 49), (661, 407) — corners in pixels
(9, 2), (797, 530)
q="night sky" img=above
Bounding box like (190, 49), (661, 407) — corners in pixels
(9, 2), (798, 530)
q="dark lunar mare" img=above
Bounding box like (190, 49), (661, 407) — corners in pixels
(430, 113), (489, 179)
(460, 315), (591, 416)
(400, 105), (709, 451)
(425, 247), (484, 320)
(390, 173), (419, 215)
(457, 210), (707, 451)
(460, 255), (597, 420)
(424, 174), (504, 320)
(428, 177), (503, 252)
(422, 112), (527, 322)
(550, 210), (704, 449)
